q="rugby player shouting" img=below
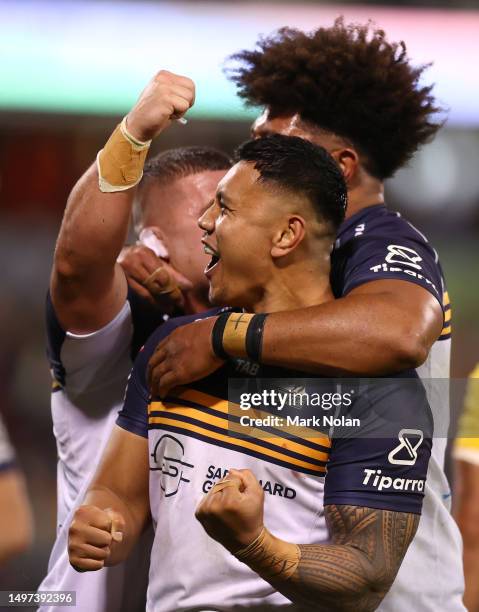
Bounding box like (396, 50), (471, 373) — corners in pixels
(68, 136), (444, 611)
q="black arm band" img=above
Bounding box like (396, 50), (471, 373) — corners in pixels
(245, 314), (268, 363)
(211, 313), (231, 360)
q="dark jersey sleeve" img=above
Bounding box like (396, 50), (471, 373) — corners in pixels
(116, 308), (225, 438)
(45, 291), (67, 386)
(341, 233), (444, 309)
(116, 342), (151, 439)
(323, 373), (433, 514)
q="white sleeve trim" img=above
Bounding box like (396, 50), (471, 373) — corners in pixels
(66, 300), (131, 341)
(60, 301), (134, 395)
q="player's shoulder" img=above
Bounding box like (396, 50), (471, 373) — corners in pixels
(130, 307), (228, 397)
(139, 307), (228, 362)
(337, 203), (435, 249)
(332, 203), (445, 300)
(347, 370), (433, 439)
(45, 290), (137, 388)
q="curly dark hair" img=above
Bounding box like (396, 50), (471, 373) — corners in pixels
(236, 134), (347, 231)
(227, 18), (443, 179)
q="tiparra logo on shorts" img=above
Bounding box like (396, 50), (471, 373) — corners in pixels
(150, 434), (194, 497)
(388, 429), (424, 466)
(385, 245), (422, 270)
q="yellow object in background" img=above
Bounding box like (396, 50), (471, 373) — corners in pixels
(454, 364), (479, 465)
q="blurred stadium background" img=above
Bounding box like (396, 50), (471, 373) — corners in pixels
(0, 0), (478, 594)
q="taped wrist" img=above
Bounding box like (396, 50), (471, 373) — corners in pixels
(234, 527), (300, 580)
(97, 117), (152, 193)
(211, 312), (268, 361)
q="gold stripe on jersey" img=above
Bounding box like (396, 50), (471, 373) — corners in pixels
(441, 291), (452, 337)
(148, 391), (330, 474)
(149, 410), (327, 475)
(149, 402), (330, 463)
(168, 387), (332, 448)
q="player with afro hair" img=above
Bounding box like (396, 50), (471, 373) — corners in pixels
(146, 21), (464, 608)
(228, 17), (443, 180)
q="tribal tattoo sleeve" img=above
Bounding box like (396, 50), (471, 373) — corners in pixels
(249, 504), (419, 612)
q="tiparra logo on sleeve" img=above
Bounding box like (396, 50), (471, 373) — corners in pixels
(385, 245), (423, 270)
(388, 429), (424, 466)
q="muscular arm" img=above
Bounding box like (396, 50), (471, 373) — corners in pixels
(51, 164), (131, 333)
(251, 505), (418, 612)
(69, 426), (150, 567)
(51, 70), (195, 333)
(262, 280), (443, 375)
(196, 470), (419, 611)
(148, 279), (443, 397)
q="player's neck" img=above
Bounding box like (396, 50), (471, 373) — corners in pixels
(345, 169), (384, 220)
(249, 261), (333, 314)
(183, 288), (211, 315)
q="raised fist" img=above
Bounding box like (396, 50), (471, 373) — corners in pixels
(126, 70), (195, 142)
(195, 468), (264, 553)
(68, 505), (125, 572)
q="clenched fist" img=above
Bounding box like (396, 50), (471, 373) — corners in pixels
(126, 70), (195, 142)
(195, 469), (264, 553)
(118, 243), (193, 310)
(68, 505), (125, 572)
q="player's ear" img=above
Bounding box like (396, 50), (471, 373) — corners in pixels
(271, 216), (306, 259)
(329, 147), (359, 184)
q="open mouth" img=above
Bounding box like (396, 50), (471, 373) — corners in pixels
(203, 242), (221, 274)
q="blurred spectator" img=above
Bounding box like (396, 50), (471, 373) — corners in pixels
(0, 415), (33, 566)
(454, 364), (479, 612)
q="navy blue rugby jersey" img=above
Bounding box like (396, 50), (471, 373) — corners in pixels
(118, 309), (433, 515)
(331, 204), (451, 341)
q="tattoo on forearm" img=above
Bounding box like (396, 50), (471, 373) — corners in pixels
(250, 505), (419, 612)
